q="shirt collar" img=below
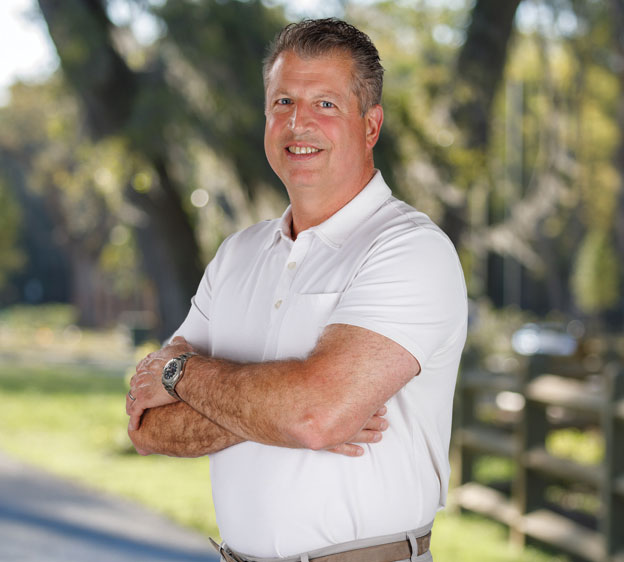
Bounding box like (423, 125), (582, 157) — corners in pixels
(312, 170), (391, 247)
(268, 170), (392, 249)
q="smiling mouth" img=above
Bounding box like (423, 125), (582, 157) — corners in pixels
(287, 146), (321, 155)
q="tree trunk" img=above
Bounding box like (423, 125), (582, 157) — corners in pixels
(443, 0), (522, 247)
(124, 156), (204, 338)
(611, 0), (624, 263)
(37, 0), (203, 338)
(0, 149), (71, 304)
(608, 0), (624, 325)
(452, 0), (523, 148)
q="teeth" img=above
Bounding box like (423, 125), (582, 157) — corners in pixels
(288, 146), (320, 154)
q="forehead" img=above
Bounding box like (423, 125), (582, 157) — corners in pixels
(266, 50), (355, 96)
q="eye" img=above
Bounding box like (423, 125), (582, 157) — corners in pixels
(276, 98), (292, 105)
(320, 101), (335, 108)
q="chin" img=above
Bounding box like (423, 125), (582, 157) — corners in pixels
(285, 172), (323, 190)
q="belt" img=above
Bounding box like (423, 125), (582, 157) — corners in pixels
(210, 532), (431, 562)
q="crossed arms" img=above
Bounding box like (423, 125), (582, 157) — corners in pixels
(126, 323), (420, 458)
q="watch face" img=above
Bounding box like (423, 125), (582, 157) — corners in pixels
(163, 360), (178, 381)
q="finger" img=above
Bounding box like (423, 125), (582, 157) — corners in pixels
(170, 336), (187, 345)
(350, 429), (383, 444)
(129, 375), (142, 393)
(137, 349), (161, 368)
(125, 394), (134, 415)
(133, 371), (154, 387)
(126, 391), (141, 412)
(146, 356), (162, 368)
(134, 369), (150, 381)
(363, 415), (388, 432)
(136, 381), (154, 389)
(136, 357), (155, 372)
(128, 411), (143, 431)
(137, 358), (151, 371)
(375, 405), (387, 416)
(134, 372), (156, 388)
(327, 443), (364, 457)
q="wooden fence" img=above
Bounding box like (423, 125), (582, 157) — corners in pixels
(452, 351), (624, 561)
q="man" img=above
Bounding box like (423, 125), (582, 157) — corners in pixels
(126, 18), (467, 562)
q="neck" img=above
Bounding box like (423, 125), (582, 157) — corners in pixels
(289, 167), (376, 238)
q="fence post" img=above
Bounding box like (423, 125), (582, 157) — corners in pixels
(513, 353), (550, 547)
(601, 361), (624, 560)
(453, 351), (479, 489)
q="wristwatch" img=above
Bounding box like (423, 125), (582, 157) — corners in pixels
(162, 352), (197, 401)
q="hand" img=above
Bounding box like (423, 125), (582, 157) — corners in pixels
(126, 336), (197, 431)
(326, 406), (388, 457)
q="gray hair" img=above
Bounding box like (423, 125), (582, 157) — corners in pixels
(263, 18), (384, 116)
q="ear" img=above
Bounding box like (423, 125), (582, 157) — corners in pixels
(365, 104), (384, 149)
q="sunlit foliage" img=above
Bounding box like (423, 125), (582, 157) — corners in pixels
(2, 0), (622, 328)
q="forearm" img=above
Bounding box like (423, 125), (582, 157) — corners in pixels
(128, 401), (244, 457)
(128, 327), (412, 454)
(175, 327), (406, 451)
(176, 356), (319, 450)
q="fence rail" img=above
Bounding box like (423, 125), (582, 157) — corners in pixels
(452, 352), (624, 562)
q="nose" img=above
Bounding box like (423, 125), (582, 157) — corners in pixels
(287, 106), (297, 130)
(288, 104), (314, 133)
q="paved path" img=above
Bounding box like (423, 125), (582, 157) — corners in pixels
(0, 452), (219, 561)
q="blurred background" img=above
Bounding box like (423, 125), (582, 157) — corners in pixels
(0, 0), (623, 561)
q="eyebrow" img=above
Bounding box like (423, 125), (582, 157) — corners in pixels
(315, 91), (344, 100)
(269, 89), (346, 102)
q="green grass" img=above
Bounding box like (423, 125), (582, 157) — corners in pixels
(0, 361), (565, 561)
(431, 511), (568, 562)
(0, 303), (78, 330)
(547, 427), (604, 465)
(0, 302), (563, 562)
(0, 363), (218, 537)
(0, 302), (137, 364)
(474, 454), (515, 484)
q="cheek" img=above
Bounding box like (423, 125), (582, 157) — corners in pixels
(317, 118), (365, 147)
(265, 115), (287, 144)
(264, 120), (280, 155)
(264, 120), (285, 176)
(315, 115), (339, 133)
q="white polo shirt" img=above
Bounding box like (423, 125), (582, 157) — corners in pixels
(176, 171), (467, 557)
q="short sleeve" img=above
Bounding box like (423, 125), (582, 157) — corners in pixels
(172, 230), (247, 352)
(170, 264), (213, 355)
(326, 228), (467, 368)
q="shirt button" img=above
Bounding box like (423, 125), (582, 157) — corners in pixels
(274, 299), (282, 309)
(287, 262), (296, 270)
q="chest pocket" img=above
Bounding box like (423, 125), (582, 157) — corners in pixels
(276, 292), (341, 359)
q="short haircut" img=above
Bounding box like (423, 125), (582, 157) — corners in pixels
(263, 18), (384, 115)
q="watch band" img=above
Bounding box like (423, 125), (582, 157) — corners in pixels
(162, 352), (198, 401)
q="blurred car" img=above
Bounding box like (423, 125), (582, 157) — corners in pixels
(511, 321), (584, 356)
